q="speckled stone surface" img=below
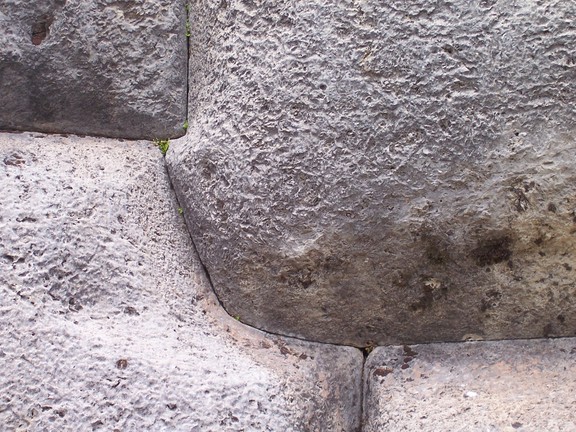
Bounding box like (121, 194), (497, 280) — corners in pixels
(0, 132), (362, 432)
(168, 0), (576, 346)
(0, 1), (187, 139)
(364, 338), (576, 432)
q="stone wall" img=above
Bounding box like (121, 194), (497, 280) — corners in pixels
(2, 0), (575, 347)
(168, 0), (576, 346)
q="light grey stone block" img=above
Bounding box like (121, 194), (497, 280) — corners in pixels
(364, 339), (576, 432)
(167, 0), (576, 346)
(0, 132), (362, 432)
(0, 0), (187, 139)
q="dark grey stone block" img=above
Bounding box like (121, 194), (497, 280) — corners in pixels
(0, 0), (187, 139)
(168, 0), (576, 347)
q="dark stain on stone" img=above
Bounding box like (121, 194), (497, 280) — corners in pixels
(300, 276), (313, 289)
(116, 358), (128, 369)
(557, 314), (566, 324)
(322, 255), (344, 271)
(425, 237), (450, 265)
(480, 289), (502, 312)
(68, 297), (82, 312)
(91, 420), (104, 429)
(373, 367), (393, 377)
(543, 323), (553, 337)
(410, 285), (434, 311)
(512, 422), (523, 429)
(563, 263), (572, 271)
(417, 229), (452, 266)
(471, 235), (512, 266)
(4, 153), (26, 166)
(548, 203), (557, 212)
(403, 345), (418, 357)
(401, 363), (410, 369)
(16, 216), (38, 223)
(524, 181), (536, 192)
(123, 306), (140, 316)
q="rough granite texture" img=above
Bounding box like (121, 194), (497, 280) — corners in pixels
(0, 132), (362, 432)
(167, 0), (576, 346)
(0, 1), (187, 139)
(364, 338), (576, 432)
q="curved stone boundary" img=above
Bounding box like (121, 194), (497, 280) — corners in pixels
(0, 132), (363, 431)
(4, 0), (576, 348)
(4, 131), (576, 430)
(167, 0), (576, 347)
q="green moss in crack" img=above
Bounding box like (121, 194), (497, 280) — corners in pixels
(154, 139), (170, 156)
(185, 4), (191, 37)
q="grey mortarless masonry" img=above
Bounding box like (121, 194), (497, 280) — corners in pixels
(2, 0), (576, 348)
(167, 0), (576, 347)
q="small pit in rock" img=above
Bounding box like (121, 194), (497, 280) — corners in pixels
(31, 18), (52, 45)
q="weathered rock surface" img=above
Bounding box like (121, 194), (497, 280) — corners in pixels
(168, 0), (576, 346)
(364, 338), (576, 431)
(0, 132), (362, 432)
(0, 1), (187, 139)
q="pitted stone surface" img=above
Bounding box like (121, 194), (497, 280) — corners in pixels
(168, 0), (576, 346)
(0, 1), (187, 139)
(363, 338), (576, 431)
(0, 132), (362, 432)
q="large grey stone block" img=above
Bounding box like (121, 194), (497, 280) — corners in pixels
(167, 0), (576, 346)
(0, 0), (187, 139)
(0, 132), (362, 431)
(364, 339), (576, 431)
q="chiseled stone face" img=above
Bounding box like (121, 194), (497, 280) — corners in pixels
(0, 0), (187, 139)
(0, 133), (362, 431)
(168, 0), (576, 347)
